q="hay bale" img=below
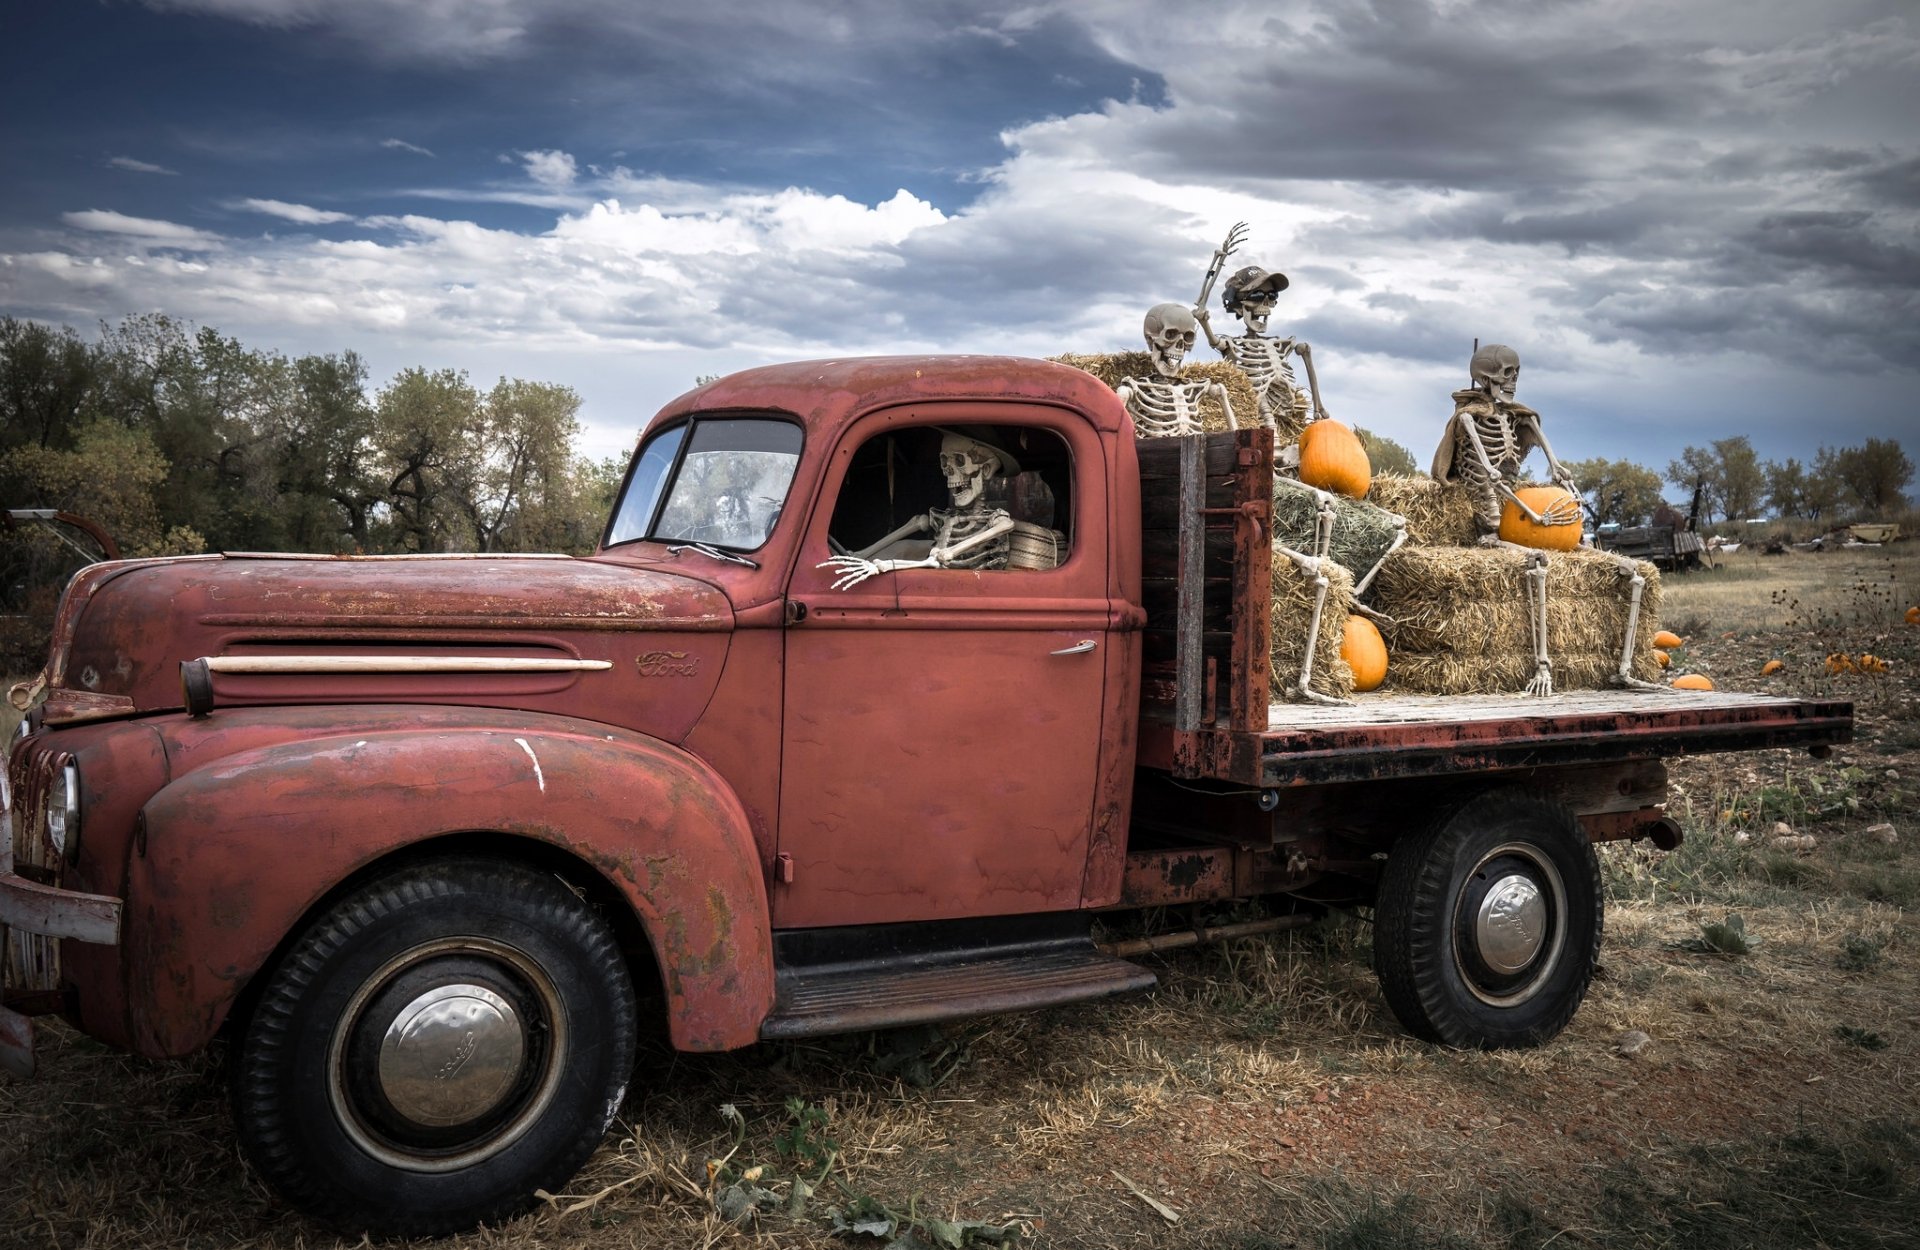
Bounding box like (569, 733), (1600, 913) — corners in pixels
(1271, 479), (1404, 591)
(1368, 545), (1663, 693)
(1052, 352), (1259, 433)
(1270, 553), (1356, 702)
(1366, 473), (1476, 547)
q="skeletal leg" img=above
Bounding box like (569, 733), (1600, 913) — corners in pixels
(1524, 550), (1553, 697)
(1351, 511), (1407, 599)
(1274, 544), (1348, 706)
(1608, 555), (1664, 691)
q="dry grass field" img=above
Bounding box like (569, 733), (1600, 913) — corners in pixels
(4, 543), (1919, 1249)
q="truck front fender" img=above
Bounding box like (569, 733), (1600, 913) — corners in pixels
(129, 715), (772, 1056)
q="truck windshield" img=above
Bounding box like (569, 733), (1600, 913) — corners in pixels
(606, 417), (803, 551)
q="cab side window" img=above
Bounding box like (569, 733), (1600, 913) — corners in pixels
(825, 425), (1073, 572)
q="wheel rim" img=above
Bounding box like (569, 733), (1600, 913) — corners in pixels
(328, 937), (567, 1173)
(1451, 842), (1567, 1008)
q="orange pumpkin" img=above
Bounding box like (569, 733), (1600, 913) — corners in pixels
(1342, 616), (1389, 691)
(1497, 487), (1583, 551)
(1672, 674), (1714, 691)
(1653, 648), (1671, 668)
(1297, 419), (1371, 499)
(1652, 630), (1684, 649)
(1906, 606), (1919, 625)
(1827, 652), (1855, 674)
(1761, 659), (1784, 675)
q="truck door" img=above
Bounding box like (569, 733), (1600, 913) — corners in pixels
(775, 405), (1112, 929)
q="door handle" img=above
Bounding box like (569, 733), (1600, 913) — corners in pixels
(1050, 640), (1098, 655)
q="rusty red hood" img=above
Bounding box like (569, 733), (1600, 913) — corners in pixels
(28, 553), (734, 733)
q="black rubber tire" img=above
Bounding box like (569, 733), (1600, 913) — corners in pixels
(232, 857), (637, 1237)
(1372, 790), (1601, 1049)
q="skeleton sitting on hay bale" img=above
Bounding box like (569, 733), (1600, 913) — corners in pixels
(1362, 342), (1663, 696)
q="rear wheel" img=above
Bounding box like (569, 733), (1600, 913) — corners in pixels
(233, 857), (637, 1236)
(1372, 791), (1601, 1049)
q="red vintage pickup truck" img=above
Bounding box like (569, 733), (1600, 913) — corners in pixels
(1, 356), (1850, 1235)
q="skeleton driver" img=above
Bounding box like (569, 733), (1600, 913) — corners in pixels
(1116, 303), (1232, 439)
(818, 432), (1020, 590)
(1432, 343), (1655, 695)
(1192, 222), (1330, 435)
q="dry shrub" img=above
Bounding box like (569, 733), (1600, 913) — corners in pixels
(1052, 352), (1259, 433)
(1272, 555), (1356, 700)
(1369, 545), (1664, 693)
(1366, 473), (1476, 547)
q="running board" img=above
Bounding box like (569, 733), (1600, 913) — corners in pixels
(760, 913), (1157, 1040)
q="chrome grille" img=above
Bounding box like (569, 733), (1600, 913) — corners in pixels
(3, 739), (64, 995)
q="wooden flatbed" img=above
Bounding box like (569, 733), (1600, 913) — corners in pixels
(1135, 430), (1852, 788)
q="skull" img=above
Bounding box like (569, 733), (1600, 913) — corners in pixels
(1470, 343), (1521, 401)
(1143, 303), (1197, 378)
(939, 433), (1005, 509)
(1222, 264), (1288, 335)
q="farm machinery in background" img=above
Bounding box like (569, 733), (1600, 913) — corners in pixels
(1594, 477), (1710, 571)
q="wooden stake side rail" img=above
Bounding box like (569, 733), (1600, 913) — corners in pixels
(1136, 428), (1274, 742)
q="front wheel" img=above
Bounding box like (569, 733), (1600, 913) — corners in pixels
(233, 857), (637, 1236)
(1372, 791), (1601, 1049)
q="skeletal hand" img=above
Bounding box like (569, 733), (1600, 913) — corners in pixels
(1220, 221), (1249, 257)
(817, 555), (887, 590)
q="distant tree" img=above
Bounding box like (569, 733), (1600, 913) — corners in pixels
(1803, 448), (1848, 522)
(1354, 427), (1418, 476)
(1830, 438), (1913, 515)
(0, 318), (96, 452)
(376, 367), (480, 551)
(1563, 457), (1664, 526)
(1666, 436), (1763, 523)
(456, 378), (585, 552)
(1764, 457), (1809, 520)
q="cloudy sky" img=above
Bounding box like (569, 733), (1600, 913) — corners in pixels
(2, 0), (1915, 470)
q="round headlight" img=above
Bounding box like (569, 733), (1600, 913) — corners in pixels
(45, 761), (79, 861)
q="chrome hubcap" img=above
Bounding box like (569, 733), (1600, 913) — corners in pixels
(328, 938), (565, 1173)
(1452, 843), (1568, 1008)
(1475, 874), (1546, 974)
(376, 984), (526, 1128)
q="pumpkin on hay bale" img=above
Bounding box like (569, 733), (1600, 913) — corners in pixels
(1365, 473), (1477, 547)
(1269, 556), (1356, 702)
(1498, 486), (1583, 552)
(1298, 419), (1371, 499)
(1342, 616), (1388, 691)
(1051, 352), (1258, 434)
(1367, 545), (1664, 694)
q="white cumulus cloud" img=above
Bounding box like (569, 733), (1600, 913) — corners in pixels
(238, 198), (356, 225)
(519, 149), (578, 188)
(107, 156), (178, 175)
(59, 210), (224, 248)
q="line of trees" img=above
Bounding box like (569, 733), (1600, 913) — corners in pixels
(0, 315), (623, 561)
(1565, 435), (1911, 528)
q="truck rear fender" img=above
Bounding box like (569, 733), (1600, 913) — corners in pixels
(128, 724), (773, 1057)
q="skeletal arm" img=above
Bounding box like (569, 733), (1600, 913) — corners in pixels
(820, 512), (1017, 590)
(851, 513), (931, 559)
(1212, 381), (1236, 430)
(1292, 340), (1331, 423)
(1521, 412), (1579, 494)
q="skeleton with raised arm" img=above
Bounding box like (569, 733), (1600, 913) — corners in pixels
(818, 432), (1019, 590)
(1116, 303), (1234, 438)
(1431, 343), (1655, 694)
(1192, 222), (1330, 438)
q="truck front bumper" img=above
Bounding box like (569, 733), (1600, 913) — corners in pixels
(0, 872), (123, 1079)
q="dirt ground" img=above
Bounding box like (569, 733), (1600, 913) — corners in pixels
(3, 546), (1918, 1250)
